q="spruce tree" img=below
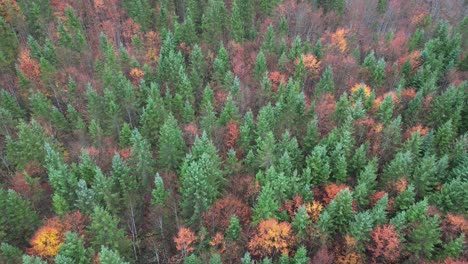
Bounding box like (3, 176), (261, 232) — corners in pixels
(0, 189), (40, 247)
(158, 114), (186, 171)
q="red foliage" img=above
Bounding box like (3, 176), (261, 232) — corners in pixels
(323, 184), (349, 205)
(225, 121), (239, 149)
(228, 41), (257, 81)
(370, 191), (393, 211)
(367, 224), (401, 264)
(174, 227), (197, 255)
(118, 148), (132, 160)
(315, 93), (336, 136)
(203, 194), (251, 233)
(227, 174), (259, 202)
(312, 245), (335, 264)
(354, 117), (382, 155)
(280, 195), (304, 218)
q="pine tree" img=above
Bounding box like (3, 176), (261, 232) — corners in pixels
(0, 189), (40, 247)
(158, 114), (186, 171)
(6, 120), (49, 170)
(318, 188), (353, 235)
(377, 94), (394, 124)
(395, 184), (416, 211)
(99, 246), (129, 264)
(0, 17), (19, 73)
(129, 129), (155, 190)
(231, 0), (244, 42)
(44, 143), (77, 214)
(315, 66), (334, 97)
(202, 0), (228, 46)
(55, 232), (91, 264)
(407, 216), (442, 261)
(151, 173), (169, 206)
(22, 255), (47, 264)
(180, 154), (219, 224)
(262, 25), (275, 54)
(256, 131), (276, 169)
(292, 205), (310, 241)
(292, 246), (309, 264)
(226, 215), (241, 240)
(353, 159), (377, 208)
(87, 207), (130, 254)
(189, 45), (206, 91)
(0, 242), (22, 264)
(254, 50), (267, 81)
(306, 145), (330, 186)
(213, 44), (230, 84)
(252, 183), (281, 223)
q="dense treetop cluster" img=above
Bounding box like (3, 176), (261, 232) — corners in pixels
(0, 0), (467, 263)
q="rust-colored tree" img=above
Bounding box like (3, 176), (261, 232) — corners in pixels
(248, 218), (294, 259)
(174, 227), (197, 257)
(203, 194), (251, 232)
(367, 224), (401, 264)
(18, 49), (41, 82)
(225, 121), (239, 149)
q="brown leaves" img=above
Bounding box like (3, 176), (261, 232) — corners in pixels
(248, 218), (294, 258)
(225, 121), (239, 149)
(203, 194), (251, 232)
(18, 49), (41, 81)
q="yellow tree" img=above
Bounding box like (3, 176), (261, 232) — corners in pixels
(248, 218), (294, 258)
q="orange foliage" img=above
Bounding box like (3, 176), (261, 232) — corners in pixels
(225, 121), (239, 149)
(0, 0), (20, 22)
(174, 227), (197, 255)
(404, 125), (428, 139)
(248, 219), (294, 258)
(336, 252), (363, 264)
(393, 177), (408, 193)
(296, 54), (321, 77)
(129, 68), (145, 85)
(350, 83), (371, 98)
(330, 28), (349, 53)
(122, 18), (141, 44)
(209, 232), (226, 253)
(203, 194), (251, 232)
(323, 183), (349, 205)
(400, 88), (417, 101)
(28, 211), (88, 258)
(269, 71), (286, 92)
(19, 49), (41, 81)
(144, 34), (160, 64)
(306, 201), (323, 222)
(29, 226), (63, 258)
(444, 214), (468, 236)
(367, 224), (401, 264)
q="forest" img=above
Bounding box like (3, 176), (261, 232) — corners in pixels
(0, 0), (467, 263)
